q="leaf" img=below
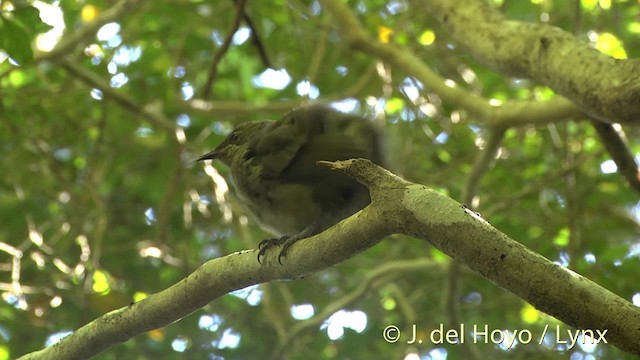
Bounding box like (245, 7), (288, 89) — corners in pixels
(12, 6), (54, 34)
(0, 20), (34, 64)
(0, 5), (54, 64)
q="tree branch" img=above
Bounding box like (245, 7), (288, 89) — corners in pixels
(320, 0), (584, 128)
(61, 62), (178, 136)
(185, 64), (378, 117)
(18, 159), (640, 359)
(446, 126), (507, 360)
(591, 121), (640, 194)
(202, 0), (247, 99)
(463, 127), (507, 207)
(238, 0), (275, 69)
(421, 0), (640, 124)
(270, 259), (444, 359)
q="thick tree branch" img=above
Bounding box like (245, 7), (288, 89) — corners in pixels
(18, 160), (640, 359)
(330, 159), (640, 356)
(422, 0), (640, 124)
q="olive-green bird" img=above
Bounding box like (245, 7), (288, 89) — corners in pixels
(198, 104), (385, 263)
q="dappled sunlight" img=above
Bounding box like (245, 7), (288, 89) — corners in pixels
(321, 310), (368, 340)
(202, 162), (232, 223)
(252, 69), (291, 90)
(290, 303), (315, 320)
(33, 1), (64, 52)
(231, 284), (262, 306)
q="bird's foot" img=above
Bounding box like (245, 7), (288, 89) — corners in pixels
(257, 235), (302, 264)
(257, 223), (318, 264)
(257, 236), (286, 264)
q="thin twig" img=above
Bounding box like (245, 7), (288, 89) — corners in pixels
(202, 0), (247, 99)
(61, 61), (177, 136)
(592, 121), (640, 195)
(240, 3), (275, 69)
(270, 259), (442, 359)
(464, 127), (507, 206)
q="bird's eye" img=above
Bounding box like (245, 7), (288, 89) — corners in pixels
(230, 132), (240, 143)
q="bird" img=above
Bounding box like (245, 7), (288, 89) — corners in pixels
(197, 104), (385, 263)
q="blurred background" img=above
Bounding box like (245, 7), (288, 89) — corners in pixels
(1, 0), (640, 359)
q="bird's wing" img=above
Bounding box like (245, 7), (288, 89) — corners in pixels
(248, 117), (307, 177)
(249, 105), (382, 180)
(280, 107), (382, 182)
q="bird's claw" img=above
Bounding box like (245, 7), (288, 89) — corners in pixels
(257, 236), (290, 264)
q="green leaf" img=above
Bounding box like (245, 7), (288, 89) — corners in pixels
(0, 20), (34, 64)
(0, 5), (54, 64)
(553, 227), (570, 246)
(12, 6), (53, 34)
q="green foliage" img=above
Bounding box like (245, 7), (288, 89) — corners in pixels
(1, 0), (639, 359)
(0, 4), (52, 64)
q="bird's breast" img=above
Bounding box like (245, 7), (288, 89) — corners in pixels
(237, 180), (321, 236)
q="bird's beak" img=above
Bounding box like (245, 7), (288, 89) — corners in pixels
(196, 150), (218, 161)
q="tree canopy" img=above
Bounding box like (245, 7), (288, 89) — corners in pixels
(2, 0), (640, 359)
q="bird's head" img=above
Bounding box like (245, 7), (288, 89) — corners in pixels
(197, 121), (268, 166)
